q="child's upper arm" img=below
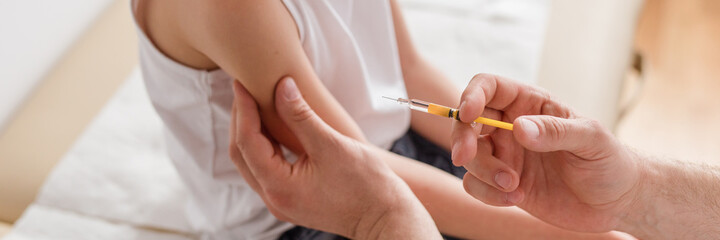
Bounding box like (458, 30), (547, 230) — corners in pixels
(184, 0), (366, 152)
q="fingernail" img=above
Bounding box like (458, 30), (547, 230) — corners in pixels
(283, 78), (300, 101)
(518, 118), (539, 140)
(506, 191), (522, 205)
(494, 171), (512, 190)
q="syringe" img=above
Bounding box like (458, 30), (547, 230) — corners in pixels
(383, 96), (514, 131)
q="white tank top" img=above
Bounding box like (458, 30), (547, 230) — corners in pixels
(134, 0), (410, 238)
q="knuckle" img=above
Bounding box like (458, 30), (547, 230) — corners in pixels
(544, 117), (567, 143)
(585, 118), (604, 131)
(582, 118), (609, 143)
(466, 74), (492, 94)
(575, 118), (617, 158)
(471, 73), (493, 83)
(470, 73), (484, 84)
(236, 138), (260, 162)
(472, 74), (495, 89)
(347, 141), (371, 163)
(533, 86), (552, 100)
(326, 132), (346, 149)
(228, 143), (245, 164)
(540, 101), (573, 118)
(290, 101), (316, 123)
(234, 128), (256, 152)
(236, 139), (250, 157)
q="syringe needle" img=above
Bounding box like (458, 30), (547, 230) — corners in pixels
(382, 96), (398, 102)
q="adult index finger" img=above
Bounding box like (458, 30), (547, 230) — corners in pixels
(458, 74), (521, 123)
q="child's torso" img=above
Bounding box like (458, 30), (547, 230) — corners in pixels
(134, 0), (409, 238)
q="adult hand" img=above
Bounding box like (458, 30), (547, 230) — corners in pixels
(451, 74), (641, 233)
(229, 77), (440, 239)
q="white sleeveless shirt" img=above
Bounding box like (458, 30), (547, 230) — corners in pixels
(134, 0), (410, 238)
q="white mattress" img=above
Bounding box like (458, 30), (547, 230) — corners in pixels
(4, 70), (197, 240)
(0, 0), (114, 130)
(5, 205), (193, 240)
(4, 1), (550, 238)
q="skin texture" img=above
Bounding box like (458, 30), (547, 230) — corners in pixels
(452, 74), (641, 231)
(135, 0), (630, 238)
(229, 78), (440, 239)
(618, 155), (720, 239)
(139, 0), (366, 155)
(453, 74), (720, 238)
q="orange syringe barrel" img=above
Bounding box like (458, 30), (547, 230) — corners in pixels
(427, 103), (514, 131)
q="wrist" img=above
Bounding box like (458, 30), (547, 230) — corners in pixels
(617, 155), (720, 239)
(353, 184), (440, 239)
(616, 150), (690, 239)
(616, 149), (656, 238)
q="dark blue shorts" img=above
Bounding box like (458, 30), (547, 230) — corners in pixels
(278, 130), (467, 240)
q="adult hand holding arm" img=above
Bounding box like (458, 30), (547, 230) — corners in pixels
(229, 77), (441, 239)
(452, 74), (720, 239)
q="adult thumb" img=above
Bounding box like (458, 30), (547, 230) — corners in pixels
(512, 115), (613, 159)
(274, 77), (338, 153)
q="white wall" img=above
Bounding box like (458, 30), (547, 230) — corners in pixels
(0, 0), (115, 131)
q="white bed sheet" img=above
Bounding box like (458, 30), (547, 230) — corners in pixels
(4, 205), (193, 240)
(5, 69), (196, 240)
(400, 0), (548, 87)
(5, 1), (549, 238)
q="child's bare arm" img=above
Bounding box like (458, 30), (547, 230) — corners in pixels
(390, 0), (460, 152)
(185, 0), (366, 153)
(144, 0), (625, 238)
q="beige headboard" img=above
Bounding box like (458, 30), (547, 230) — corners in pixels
(0, 0), (137, 223)
(536, 0), (646, 129)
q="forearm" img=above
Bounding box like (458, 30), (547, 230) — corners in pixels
(404, 58), (460, 152)
(370, 146), (620, 239)
(619, 152), (720, 239)
(390, 0), (459, 151)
